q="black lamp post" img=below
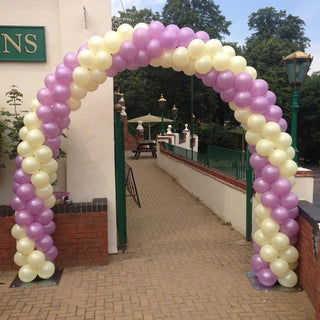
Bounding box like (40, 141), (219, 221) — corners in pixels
(283, 51), (312, 163)
(171, 104), (178, 132)
(158, 93), (167, 136)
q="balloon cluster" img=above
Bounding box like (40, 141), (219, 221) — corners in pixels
(11, 21), (299, 286)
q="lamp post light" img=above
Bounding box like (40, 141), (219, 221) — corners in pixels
(171, 104), (178, 132)
(283, 51), (313, 164)
(158, 93), (167, 136)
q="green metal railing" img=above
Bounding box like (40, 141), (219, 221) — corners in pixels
(163, 143), (247, 180)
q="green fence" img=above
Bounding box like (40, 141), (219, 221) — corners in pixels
(163, 143), (246, 180)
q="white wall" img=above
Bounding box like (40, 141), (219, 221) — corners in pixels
(0, 0), (118, 253)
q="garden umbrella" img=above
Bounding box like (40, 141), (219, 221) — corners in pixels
(128, 113), (173, 140)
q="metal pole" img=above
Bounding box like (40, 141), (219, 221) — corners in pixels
(246, 148), (253, 241)
(290, 89), (299, 164)
(190, 76), (194, 160)
(161, 111), (164, 136)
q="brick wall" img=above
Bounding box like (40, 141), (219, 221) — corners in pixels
(0, 199), (108, 271)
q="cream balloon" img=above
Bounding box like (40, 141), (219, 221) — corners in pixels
(212, 52), (230, 71)
(19, 126), (29, 140)
(40, 158), (58, 174)
(150, 57), (161, 67)
(260, 218), (280, 237)
(234, 107), (252, 124)
(245, 66), (257, 80)
(256, 139), (275, 157)
(88, 35), (105, 53)
(37, 261), (55, 279)
(133, 23), (148, 30)
(117, 23), (134, 41)
(18, 264), (37, 282)
(270, 258), (290, 277)
(44, 194), (57, 208)
(90, 69), (107, 84)
(95, 50), (112, 70)
(103, 31), (121, 54)
(203, 39), (222, 57)
(275, 132), (292, 150)
(194, 55), (213, 74)
(72, 66), (91, 88)
(14, 251), (28, 267)
(222, 45), (235, 57)
(69, 83), (87, 100)
(245, 130), (262, 145)
(23, 112), (42, 130)
(17, 141), (34, 157)
(268, 149), (288, 167)
(254, 203), (271, 220)
(260, 244), (279, 262)
(172, 47), (190, 68)
(49, 172), (57, 184)
(67, 97), (82, 111)
(183, 60), (196, 76)
(31, 170), (50, 188)
(253, 229), (270, 247)
(279, 245), (299, 264)
(160, 50), (174, 68)
(29, 98), (41, 112)
(26, 129), (45, 147)
(16, 237), (35, 255)
(277, 270), (298, 288)
(262, 122), (281, 140)
(11, 224), (26, 240)
(286, 147), (295, 160)
(280, 160), (298, 178)
(228, 101), (238, 111)
(78, 49), (96, 69)
(271, 232), (290, 252)
(22, 156), (41, 174)
(34, 146), (53, 164)
(229, 56), (247, 75)
(35, 183), (54, 200)
(27, 250), (46, 269)
(188, 39), (205, 59)
(246, 114), (266, 133)
(86, 81), (99, 92)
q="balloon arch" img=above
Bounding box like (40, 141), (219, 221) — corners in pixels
(10, 21), (299, 287)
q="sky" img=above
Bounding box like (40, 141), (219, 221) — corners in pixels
(111, 0), (320, 73)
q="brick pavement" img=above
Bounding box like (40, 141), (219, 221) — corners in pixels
(0, 152), (315, 320)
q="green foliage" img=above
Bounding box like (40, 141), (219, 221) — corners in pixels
(6, 85), (23, 117)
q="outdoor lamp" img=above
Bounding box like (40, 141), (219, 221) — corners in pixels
(282, 51), (313, 163)
(158, 93), (167, 136)
(171, 104), (178, 132)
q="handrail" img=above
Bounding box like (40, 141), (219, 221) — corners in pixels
(125, 162), (141, 207)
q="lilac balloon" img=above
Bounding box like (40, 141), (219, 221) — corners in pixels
(264, 104), (283, 122)
(112, 53), (127, 72)
(44, 73), (58, 89)
(234, 72), (253, 91)
(43, 220), (56, 235)
(280, 192), (299, 209)
(53, 84), (71, 103)
(53, 103), (70, 119)
(280, 218), (299, 237)
(257, 268), (277, 287)
(166, 24), (180, 33)
(120, 40), (137, 61)
(289, 234), (298, 245)
(195, 30), (210, 42)
(106, 66), (118, 77)
(36, 105), (55, 123)
(278, 118), (288, 132)
(11, 196), (26, 211)
(271, 206), (290, 224)
(261, 164), (280, 183)
(178, 27), (195, 47)
(56, 116), (70, 130)
(37, 88), (54, 105)
(126, 59), (139, 71)
(15, 209), (35, 226)
(16, 183), (35, 202)
(288, 206), (299, 219)
(148, 21), (165, 39)
(12, 182), (20, 193)
(63, 52), (79, 70)
(36, 234), (54, 252)
(15, 155), (24, 168)
(160, 29), (178, 49)
(266, 90), (277, 105)
(14, 168), (31, 184)
(248, 145), (256, 154)
(45, 245), (58, 261)
(250, 96), (270, 114)
(41, 121), (60, 138)
(36, 208), (54, 225)
(253, 241), (260, 253)
(146, 39), (163, 59)
(261, 191), (279, 209)
(271, 178), (292, 197)
(220, 88), (236, 103)
(55, 65), (73, 85)
(249, 153), (268, 170)
(216, 70), (235, 90)
(136, 49), (151, 67)
(27, 197), (45, 216)
(253, 177), (270, 193)
(77, 44), (88, 53)
(251, 253), (269, 272)
(212, 82), (224, 93)
(45, 136), (61, 150)
(202, 70), (218, 87)
(133, 28), (151, 48)
(250, 79), (268, 97)
(26, 222), (45, 240)
(233, 91), (252, 108)
(52, 148), (59, 159)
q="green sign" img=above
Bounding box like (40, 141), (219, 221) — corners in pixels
(0, 26), (46, 62)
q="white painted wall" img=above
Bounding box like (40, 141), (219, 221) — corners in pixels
(0, 0), (118, 253)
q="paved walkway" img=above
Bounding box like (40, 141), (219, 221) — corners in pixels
(0, 153), (315, 319)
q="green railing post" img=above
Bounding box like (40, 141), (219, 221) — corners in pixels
(290, 89), (299, 163)
(246, 148), (253, 241)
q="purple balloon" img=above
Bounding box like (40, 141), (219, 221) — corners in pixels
(271, 206), (290, 224)
(202, 70), (218, 87)
(148, 21), (165, 39)
(257, 268), (277, 287)
(11, 196), (26, 211)
(288, 206), (299, 219)
(12, 182), (20, 193)
(146, 39), (163, 59)
(271, 178), (292, 197)
(36, 208), (54, 225)
(15, 209), (35, 226)
(261, 164), (280, 183)
(26, 222), (45, 240)
(43, 220), (56, 235)
(120, 40), (137, 61)
(195, 30), (210, 42)
(212, 82), (224, 93)
(261, 191), (280, 209)
(253, 177), (271, 193)
(178, 27), (195, 47)
(249, 153), (268, 170)
(133, 28), (151, 48)
(27, 197), (45, 216)
(250, 96), (270, 114)
(216, 70), (235, 90)
(112, 53), (127, 72)
(280, 192), (299, 209)
(53, 84), (71, 103)
(16, 183), (35, 202)
(280, 218), (299, 237)
(36, 105), (55, 123)
(166, 24), (180, 33)
(106, 66), (118, 77)
(56, 116), (70, 130)
(220, 88), (236, 103)
(248, 145), (256, 154)
(278, 118), (288, 132)
(44, 73), (58, 89)
(250, 79), (268, 97)
(253, 241), (260, 253)
(234, 91), (252, 108)
(160, 29), (178, 49)
(37, 88), (54, 105)
(41, 121), (60, 138)
(45, 245), (58, 261)
(36, 234), (54, 252)
(77, 43), (88, 53)
(289, 234), (298, 245)
(55, 65), (73, 85)
(136, 49), (151, 67)
(53, 103), (70, 119)
(14, 168), (31, 184)
(52, 148), (59, 159)
(264, 104), (283, 122)
(126, 59), (139, 71)
(15, 155), (24, 168)
(45, 136), (61, 150)
(251, 253), (269, 272)
(266, 90), (277, 105)
(63, 52), (79, 70)
(234, 72), (253, 91)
